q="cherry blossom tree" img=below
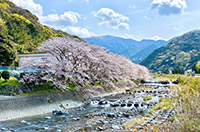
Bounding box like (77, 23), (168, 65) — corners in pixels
(20, 36), (149, 90)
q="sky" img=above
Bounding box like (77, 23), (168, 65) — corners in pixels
(10, 0), (200, 41)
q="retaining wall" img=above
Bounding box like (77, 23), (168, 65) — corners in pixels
(0, 91), (88, 121)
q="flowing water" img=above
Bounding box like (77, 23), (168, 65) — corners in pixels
(0, 104), (99, 132)
(0, 83), (173, 132)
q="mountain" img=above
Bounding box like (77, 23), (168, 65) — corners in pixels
(83, 35), (167, 63)
(140, 30), (200, 72)
(131, 43), (164, 63)
(0, 0), (81, 66)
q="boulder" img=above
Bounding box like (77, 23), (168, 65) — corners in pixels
(100, 120), (109, 124)
(52, 110), (63, 115)
(96, 126), (104, 131)
(85, 125), (92, 129)
(121, 104), (126, 107)
(127, 103), (132, 107)
(107, 113), (115, 118)
(110, 103), (120, 107)
(111, 124), (120, 129)
(134, 103), (139, 108)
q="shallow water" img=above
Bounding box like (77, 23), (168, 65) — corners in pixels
(0, 104), (99, 132)
(0, 84), (171, 132)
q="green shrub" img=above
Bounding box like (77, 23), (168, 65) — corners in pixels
(11, 13), (31, 24)
(143, 96), (152, 101)
(2, 70), (10, 81)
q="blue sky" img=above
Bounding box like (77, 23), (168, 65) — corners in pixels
(10, 0), (200, 40)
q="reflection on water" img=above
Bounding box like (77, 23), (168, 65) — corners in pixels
(0, 104), (99, 132)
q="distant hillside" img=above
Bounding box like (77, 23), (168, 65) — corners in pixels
(131, 43), (164, 63)
(140, 30), (200, 72)
(0, 0), (81, 66)
(83, 36), (167, 63)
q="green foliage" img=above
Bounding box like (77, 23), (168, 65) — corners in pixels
(173, 68), (184, 74)
(57, 32), (65, 37)
(47, 97), (53, 103)
(0, 1), (9, 9)
(11, 13), (31, 24)
(193, 61), (200, 73)
(0, 76), (22, 86)
(150, 97), (174, 111)
(141, 30), (200, 72)
(153, 74), (200, 131)
(143, 96), (152, 101)
(0, 71), (1, 78)
(162, 69), (169, 74)
(66, 81), (76, 90)
(1, 70), (10, 81)
(0, 0), (77, 66)
(41, 26), (57, 38)
(59, 104), (66, 109)
(18, 82), (60, 96)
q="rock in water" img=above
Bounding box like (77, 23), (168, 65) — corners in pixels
(43, 126), (49, 130)
(107, 113), (115, 118)
(96, 126), (103, 131)
(52, 110), (63, 115)
(112, 124), (120, 129)
(45, 116), (51, 119)
(20, 120), (27, 124)
(85, 125), (92, 129)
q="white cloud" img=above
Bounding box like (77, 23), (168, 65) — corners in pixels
(120, 33), (141, 41)
(151, 0), (187, 16)
(10, 0), (43, 16)
(150, 36), (169, 41)
(129, 5), (136, 9)
(64, 26), (96, 37)
(40, 11), (81, 28)
(11, 0), (81, 28)
(144, 16), (150, 20)
(68, 0), (89, 3)
(11, 0), (94, 38)
(94, 8), (130, 30)
(173, 26), (180, 31)
(121, 33), (134, 39)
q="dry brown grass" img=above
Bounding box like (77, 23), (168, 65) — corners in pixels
(153, 74), (200, 132)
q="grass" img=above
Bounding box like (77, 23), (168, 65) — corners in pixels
(153, 74), (200, 132)
(66, 81), (76, 90)
(18, 82), (60, 96)
(0, 77), (23, 86)
(143, 96), (152, 101)
(18, 88), (60, 96)
(150, 97), (174, 112)
(123, 116), (149, 130)
(151, 74), (179, 81)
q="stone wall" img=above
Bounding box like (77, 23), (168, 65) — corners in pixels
(0, 91), (89, 121)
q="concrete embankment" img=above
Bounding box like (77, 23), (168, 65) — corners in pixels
(0, 91), (88, 121)
(0, 80), (138, 121)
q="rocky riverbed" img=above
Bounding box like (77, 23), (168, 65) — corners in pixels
(0, 83), (176, 132)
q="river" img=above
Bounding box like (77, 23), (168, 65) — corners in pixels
(0, 82), (174, 132)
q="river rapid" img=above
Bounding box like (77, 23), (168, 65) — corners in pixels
(0, 82), (175, 132)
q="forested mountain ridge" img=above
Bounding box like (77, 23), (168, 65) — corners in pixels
(140, 30), (200, 72)
(83, 35), (167, 63)
(0, 0), (80, 66)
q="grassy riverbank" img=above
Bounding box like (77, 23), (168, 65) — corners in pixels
(153, 74), (200, 132)
(0, 77), (22, 86)
(0, 77), (61, 96)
